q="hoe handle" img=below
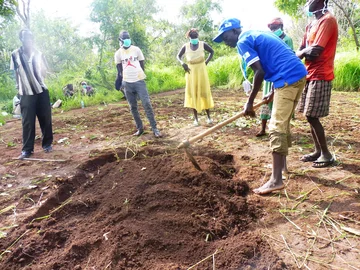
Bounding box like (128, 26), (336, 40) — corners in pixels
(178, 100), (267, 149)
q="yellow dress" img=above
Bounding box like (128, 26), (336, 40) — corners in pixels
(184, 41), (214, 112)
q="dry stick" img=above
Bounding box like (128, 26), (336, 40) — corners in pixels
(335, 174), (354, 184)
(29, 199), (72, 225)
(104, 261), (112, 270)
(337, 255), (360, 270)
(280, 234), (301, 268)
(300, 231), (317, 268)
(0, 205), (16, 215)
(305, 230), (360, 252)
(321, 218), (336, 262)
(0, 229), (32, 258)
(305, 173), (323, 194)
(316, 202), (332, 227)
(49, 198), (72, 215)
(341, 226), (360, 236)
(279, 211), (302, 231)
(187, 249), (220, 270)
(12, 157), (67, 162)
(339, 214), (360, 225)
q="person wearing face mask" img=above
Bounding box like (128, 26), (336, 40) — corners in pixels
(213, 18), (307, 195)
(256, 17), (294, 137)
(268, 17), (294, 51)
(114, 30), (162, 138)
(297, 0), (338, 168)
(10, 29), (54, 160)
(176, 28), (214, 126)
(80, 81), (94, 96)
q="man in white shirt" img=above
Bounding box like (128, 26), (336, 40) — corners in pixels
(114, 30), (162, 138)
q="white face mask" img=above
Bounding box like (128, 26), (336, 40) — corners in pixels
(304, 0), (327, 16)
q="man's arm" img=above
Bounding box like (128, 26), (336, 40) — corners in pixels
(296, 45), (324, 61)
(139, 60), (145, 72)
(14, 70), (20, 91)
(244, 61), (265, 117)
(116, 63), (123, 76)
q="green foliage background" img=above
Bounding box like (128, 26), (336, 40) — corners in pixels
(1, 0), (360, 125)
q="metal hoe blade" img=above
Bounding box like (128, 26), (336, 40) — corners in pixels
(184, 147), (202, 171)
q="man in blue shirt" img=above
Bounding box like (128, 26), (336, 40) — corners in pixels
(213, 18), (307, 195)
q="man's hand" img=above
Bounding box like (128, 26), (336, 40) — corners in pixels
(297, 45), (324, 61)
(182, 63), (190, 73)
(243, 102), (256, 117)
(263, 91), (274, 104)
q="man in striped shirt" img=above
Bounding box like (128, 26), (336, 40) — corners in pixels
(10, 29), (53, 159)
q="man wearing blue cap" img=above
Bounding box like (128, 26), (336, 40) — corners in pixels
(213, 18), (307, 195)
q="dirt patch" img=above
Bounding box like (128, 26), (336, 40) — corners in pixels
(0, 89), (359, 269)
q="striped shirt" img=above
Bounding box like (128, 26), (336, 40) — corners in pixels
(10, 47), (47, 96)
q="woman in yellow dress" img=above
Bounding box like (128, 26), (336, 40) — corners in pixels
(177, 28), (214, 126)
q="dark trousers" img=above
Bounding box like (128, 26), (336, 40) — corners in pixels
(20, 91), (53, 152)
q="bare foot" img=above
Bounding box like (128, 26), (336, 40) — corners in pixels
(253, 180), (285, 195)
(256, 130), (266, 137)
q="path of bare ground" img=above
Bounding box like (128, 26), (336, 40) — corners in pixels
(0, 88), (359, 269)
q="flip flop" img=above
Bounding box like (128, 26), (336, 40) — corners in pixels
(300, 154), (320, 162)
(312, 157), (335, 168)
(253, 184), (285, 195)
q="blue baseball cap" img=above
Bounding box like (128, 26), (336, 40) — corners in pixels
(213, 18), (242, 43)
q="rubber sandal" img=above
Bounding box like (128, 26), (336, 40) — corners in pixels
(300, 154), (320, 162)
(312, 157), (335, 168)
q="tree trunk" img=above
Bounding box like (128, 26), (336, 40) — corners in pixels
(16, 0), (31, 28)
(333, 0), (360, 51)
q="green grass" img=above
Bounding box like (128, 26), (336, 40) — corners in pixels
(1, 51), (359, 116)
(333, 51), (360, 91)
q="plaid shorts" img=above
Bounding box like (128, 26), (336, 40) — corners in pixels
(297, 80), (332, 118)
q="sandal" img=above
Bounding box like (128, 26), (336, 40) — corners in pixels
(300, 153), (320, 162)
(312, 157), (335, 168)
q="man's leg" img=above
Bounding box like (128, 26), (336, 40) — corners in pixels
(256, 119), (267, 137)
(20, 95), (37, 153)
(300, 80), (332, 162)
(136, 80), (158, 131)
(307, 116), (333, 163)
(36, 91), (53, 150)
(126, 82), (143, 132)
(254, 78), (305, 195)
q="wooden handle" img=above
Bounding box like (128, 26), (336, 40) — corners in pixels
(177, 100), (267, 149)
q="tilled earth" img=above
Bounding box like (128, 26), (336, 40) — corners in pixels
(0, 88), (359, 269)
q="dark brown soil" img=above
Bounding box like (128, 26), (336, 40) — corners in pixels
(0, 88), (359, 269)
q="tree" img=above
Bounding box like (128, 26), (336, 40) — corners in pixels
(0, 0), (17, 19)
(179, 0), (221, 42)
(15, 0), (30, 28)
(89, 0), (159, 88)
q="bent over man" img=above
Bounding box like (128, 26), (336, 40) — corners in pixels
(213, 18), (307, 195)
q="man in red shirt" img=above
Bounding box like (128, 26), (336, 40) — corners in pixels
(297, 0), (338, 168)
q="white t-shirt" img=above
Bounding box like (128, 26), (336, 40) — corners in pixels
(114, 45), (146, 83)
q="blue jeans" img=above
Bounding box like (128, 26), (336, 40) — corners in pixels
(124, 80), (158, 131)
